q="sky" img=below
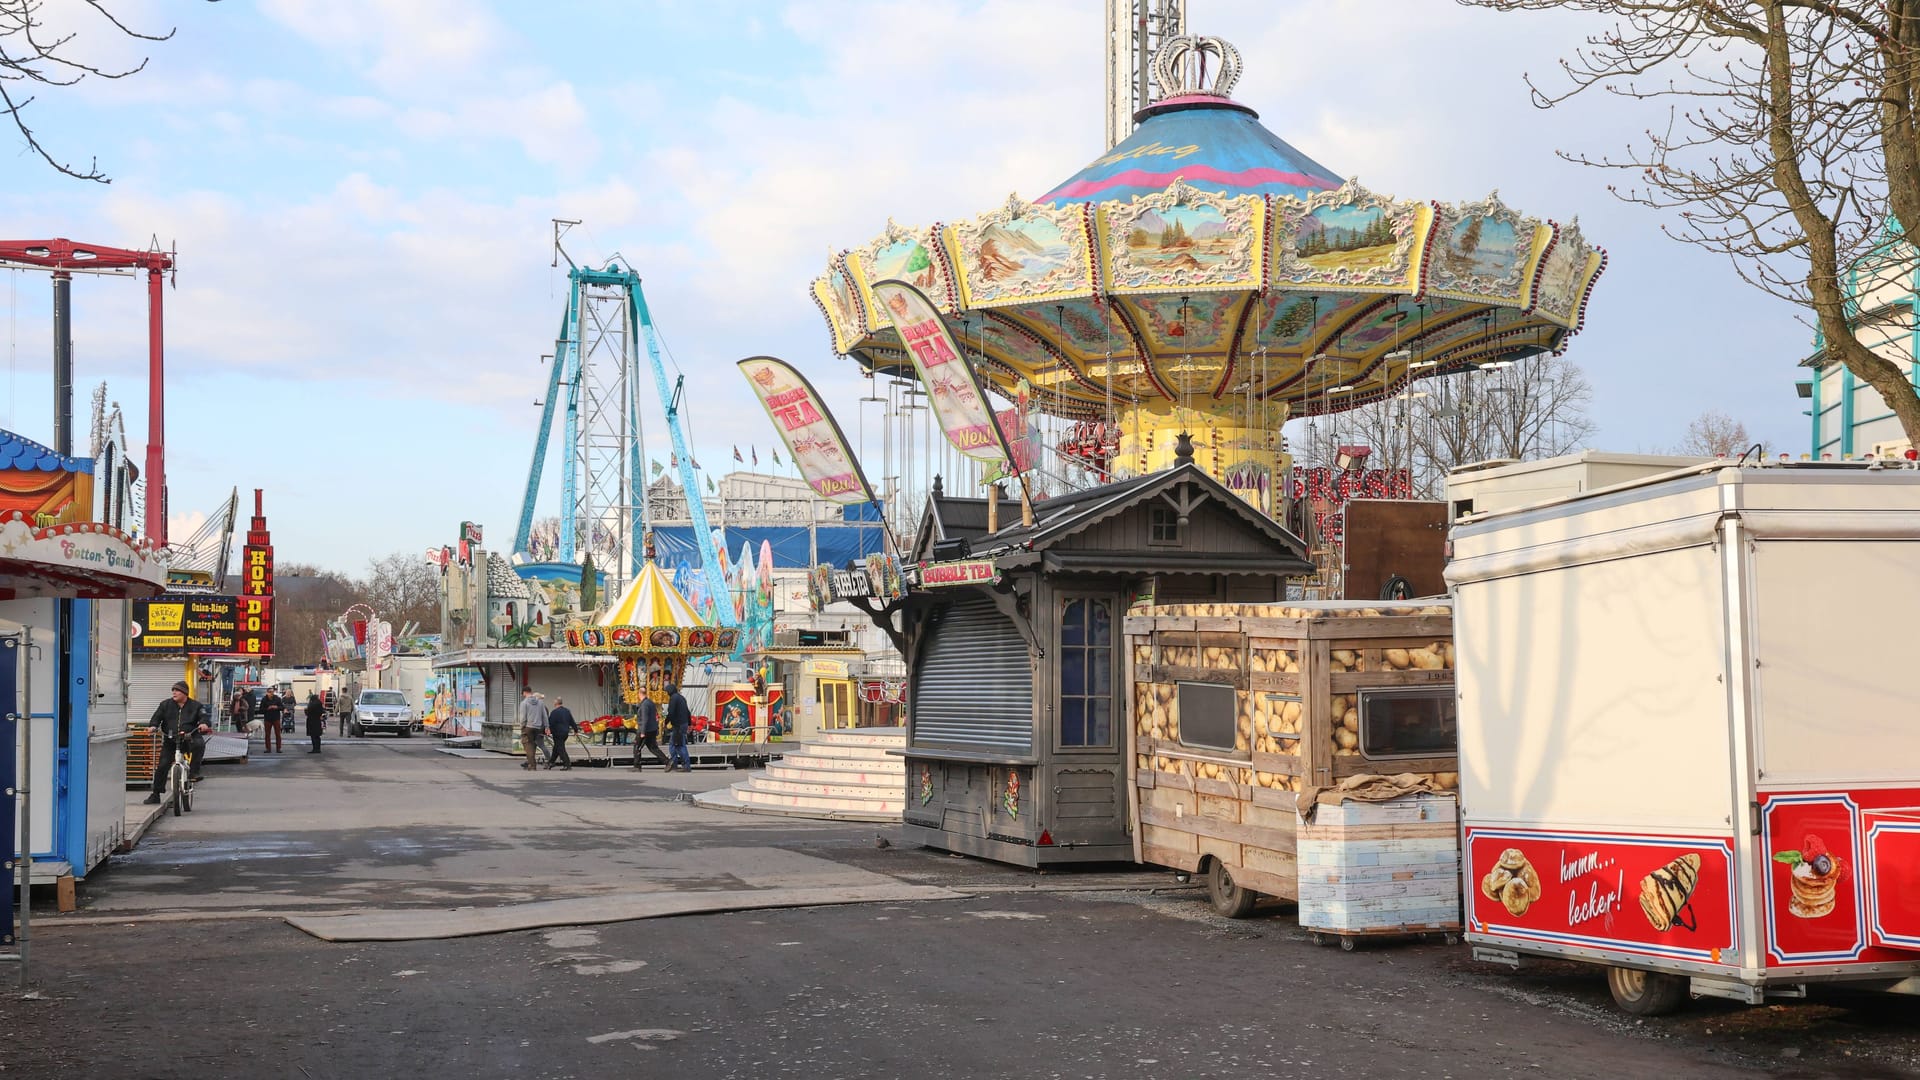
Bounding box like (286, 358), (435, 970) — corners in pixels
(0, 0), (1811, 576)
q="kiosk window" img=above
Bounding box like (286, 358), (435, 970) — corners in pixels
(1359, 688), (1457, 758)
(1059, 598), (1114, 746)
(1177, 681), (1237, 752)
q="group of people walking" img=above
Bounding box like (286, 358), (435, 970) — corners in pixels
(517, 684), (695, 773)
(225, 686), (330, 754)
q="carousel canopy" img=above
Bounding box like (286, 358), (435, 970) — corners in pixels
(595, 558), (704, 629)
(813, 34), (1605, 435)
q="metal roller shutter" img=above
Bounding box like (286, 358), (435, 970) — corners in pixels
(911, 593), (1032, 752)
(128, 659), (184, 726)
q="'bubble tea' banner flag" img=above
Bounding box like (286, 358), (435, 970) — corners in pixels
(871, 279), (1016, 471)
(737, 356), (877, 505)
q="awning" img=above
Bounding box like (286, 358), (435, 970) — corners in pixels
(0, 515), (165, 600)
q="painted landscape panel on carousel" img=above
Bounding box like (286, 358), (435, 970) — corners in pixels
(956, 215), (1084, 304)
(1529, 224), (1594, 325)
(815, 265), (864, 351)
(867, 236), (943, 292)
(1293, 202), (1398, 274)
(1428, 211), (1529, 299)
(1116, 204), (1248, 276)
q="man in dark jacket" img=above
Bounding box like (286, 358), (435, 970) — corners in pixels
(544, 698), (577, 770)
(665, 683), (693, 772)
(632, 695), (668, 772)
(260, 687), (284, 754)
(145, 681), (209, 803)
(304, 692), (325, 754)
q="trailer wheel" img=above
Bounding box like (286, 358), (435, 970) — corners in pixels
(1339, 935), (1357, 952)
(1606, 965), (1688, 1016)
(1205, 859), (1258, 918)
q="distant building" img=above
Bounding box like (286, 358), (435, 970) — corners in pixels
(1798, 225), (1920, 459)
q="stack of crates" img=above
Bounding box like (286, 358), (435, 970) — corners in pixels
(125, 725), (161, 788)
(1297, 793), (1461, 943)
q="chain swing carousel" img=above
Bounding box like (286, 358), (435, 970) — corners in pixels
(807, 32), (1608, 866)
(814, 35), (1606, 515)
(564, 535), (742, 750)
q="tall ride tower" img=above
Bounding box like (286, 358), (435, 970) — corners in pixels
(517, 222), (647, 589)
(1104, 0), (1186, 148)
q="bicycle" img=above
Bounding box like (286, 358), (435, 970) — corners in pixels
(165, 730), (197, 817)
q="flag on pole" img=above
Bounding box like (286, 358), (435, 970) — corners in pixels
(733, 445), (744, 462)
(670, 453), (678, 469)
(650, 459), (663, 476)
(751, 446), (759, 466)
(771, 447), (783, 467)
(706, 476), (716, 493)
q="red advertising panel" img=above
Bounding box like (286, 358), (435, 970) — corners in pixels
(1865, 808), (1920, 950)
(1759, 789), (1920, 967)
(242, 543), (274, 598)
(235, 595), (273, 657)
(1465, 827), (1738, 967)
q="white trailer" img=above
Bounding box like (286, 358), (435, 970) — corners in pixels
(1447, 463), (1920, 1014)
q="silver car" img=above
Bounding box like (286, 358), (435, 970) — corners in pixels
(350, 689), (414, 737)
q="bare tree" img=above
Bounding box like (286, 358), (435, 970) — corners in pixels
(2, 0), (213, 182)
(1294, 355), (1597, 497)
(1675, 409), (1755, 456)
(362, 552), (441, 631)
(269, 563), (359, 667)
(1460, 0), (1920, 446)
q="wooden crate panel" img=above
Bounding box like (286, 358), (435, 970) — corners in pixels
(1297, 795), (1462, 934)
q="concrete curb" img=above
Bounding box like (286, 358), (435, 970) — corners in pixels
(284, 883), (969, 943)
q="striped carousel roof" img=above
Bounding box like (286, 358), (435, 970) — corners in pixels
(595, 559), (704, 629)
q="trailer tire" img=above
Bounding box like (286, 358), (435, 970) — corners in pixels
(1606, 965), (1688, 1016)
(1205, 859), (1257, 918)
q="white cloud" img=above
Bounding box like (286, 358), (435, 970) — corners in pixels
(259, 0), (506, 92)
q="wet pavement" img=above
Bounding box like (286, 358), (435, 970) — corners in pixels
(2, 735), (1914, 1079)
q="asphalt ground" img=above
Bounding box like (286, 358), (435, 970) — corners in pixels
(2, 735), (1915, 1079)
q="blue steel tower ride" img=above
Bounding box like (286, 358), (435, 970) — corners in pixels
(516, 225), (735, 625)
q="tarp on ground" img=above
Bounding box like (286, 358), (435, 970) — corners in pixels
(652, 525), (888, 571)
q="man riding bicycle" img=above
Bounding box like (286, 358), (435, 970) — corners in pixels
(144, 680), (210, 805)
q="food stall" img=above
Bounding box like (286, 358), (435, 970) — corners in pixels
(1125, 600), (1459, 936)
(1447, 462), (1920, 1014)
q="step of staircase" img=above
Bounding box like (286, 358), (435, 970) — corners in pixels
(696, 727), (906, 823)
(765, 761), (902, 785)
(766, 754), (905, 776)
(813, 727), (906, 749)
(748, 774), (905, 800)
(734, 785), (900, 815)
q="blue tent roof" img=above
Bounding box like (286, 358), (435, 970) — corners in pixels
(0, 429), (91, 474)
(1039, 96), (1342, 206)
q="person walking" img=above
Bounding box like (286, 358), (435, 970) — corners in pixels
(665, 682), (692, 773)
(304, 692), (325, 754)
(229, 690), (251, 734)
(544, 698), (577, 770)
(144, 681), (210, 804)
(632, 695), (668, 772)
(260, 687), (284, 754)
(517, 686), (549, 771)
(336, 687), (353, 738)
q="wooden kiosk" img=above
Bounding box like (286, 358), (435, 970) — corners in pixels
(890, 462), (1313, 866)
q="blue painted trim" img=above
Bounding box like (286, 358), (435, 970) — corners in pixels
(57, 599), (90, 872)
(1809, 366), (1823, 458)
(1842, 366), (1857, 456)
